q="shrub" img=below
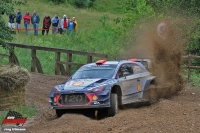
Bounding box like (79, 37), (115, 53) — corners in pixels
(49, 0), (65, 4)
(74, 0), (90, 8)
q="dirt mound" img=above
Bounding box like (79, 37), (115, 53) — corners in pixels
(122, 17), (189, 99)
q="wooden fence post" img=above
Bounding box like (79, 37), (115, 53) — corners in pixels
(87, 55), (92, 63)
(31, 49), (36, 72)
(35, 57), (43, 74)
(9, 46), (20, 66)
(55, 52), (61, 75)
(9, 46), (14, 64)
(187, 54), (192, 82)
(66, 53), (72, 75)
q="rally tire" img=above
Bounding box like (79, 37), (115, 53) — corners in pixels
(56, 109), (64, 118)
(108, 93), (118, 117)
(147, 85), (158, 105)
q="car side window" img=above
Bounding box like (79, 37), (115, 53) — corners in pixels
(131, 64), (145, 74)
(116, 64), (133, 78)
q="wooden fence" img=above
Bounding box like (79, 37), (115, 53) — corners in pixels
(182, 54), (200, 82)
(0, 44), (199, 81)
(0, 43), (108, 76)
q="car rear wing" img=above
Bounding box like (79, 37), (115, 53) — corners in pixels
(131, 58), (152, 68)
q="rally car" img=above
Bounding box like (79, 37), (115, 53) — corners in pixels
(49, 58), (157, 117)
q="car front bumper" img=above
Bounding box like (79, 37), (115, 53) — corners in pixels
(49, 104), (110, 109)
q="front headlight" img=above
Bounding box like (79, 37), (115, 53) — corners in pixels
(87, 84), (107, 93)
(54, 87), (61, 96)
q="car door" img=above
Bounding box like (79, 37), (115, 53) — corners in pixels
(116, 63), (139, 104)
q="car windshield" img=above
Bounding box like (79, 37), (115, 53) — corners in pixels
(71, 68), (115, 79)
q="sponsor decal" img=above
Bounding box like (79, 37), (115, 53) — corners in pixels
(72, 81), (84, 86)
(137, 82), (141, 91)
(1, 111), (27, 127)
(133, 66), (137, 72)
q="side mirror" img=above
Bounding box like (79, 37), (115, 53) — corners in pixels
(123, 71), (130, 76)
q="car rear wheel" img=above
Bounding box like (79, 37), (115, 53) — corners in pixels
(108, 93), (118, 116)
(147, 85), (158, 105)
(56, 109), (65, 117)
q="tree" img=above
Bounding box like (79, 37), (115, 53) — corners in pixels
(0, 0), (26, 50)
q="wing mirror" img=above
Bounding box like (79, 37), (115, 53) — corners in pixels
(123, 71), (130, 76)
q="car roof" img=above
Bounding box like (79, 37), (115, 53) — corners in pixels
(81, 60), (146, 70)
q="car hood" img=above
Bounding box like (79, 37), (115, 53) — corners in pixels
(63, 78), (107, 90)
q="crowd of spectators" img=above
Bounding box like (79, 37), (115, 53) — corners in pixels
(8, 9), (78, 36)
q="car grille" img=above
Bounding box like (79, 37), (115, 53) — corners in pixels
(59, 94), (89, 105)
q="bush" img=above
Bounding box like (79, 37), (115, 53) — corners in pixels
(74, 0), (90, 8)
(49, 0), (65, 4)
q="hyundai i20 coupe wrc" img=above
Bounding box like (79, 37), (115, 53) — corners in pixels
(49, 58), (158, 117)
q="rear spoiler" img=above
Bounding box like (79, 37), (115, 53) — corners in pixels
(130, 58), (152, 68)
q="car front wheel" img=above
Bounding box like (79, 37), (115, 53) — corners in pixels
(108, 93), (118, 116)
(56, 109), (65, 117)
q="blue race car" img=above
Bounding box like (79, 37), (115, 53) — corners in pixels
(49, 58), (157, 117)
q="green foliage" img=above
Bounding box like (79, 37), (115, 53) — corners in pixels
(145, 0), (200, 66)
(74, 0), (91, 8)
(146, 0), (200, 16)
(49, 0), (65, 4)
(182, 69), (200, 89)
(91, 0), (124, 14)
(0, 24), (124, 74)
(120, 0), (155, 28)
(0, 0), (26, 50)
(99, 14), (108, 27)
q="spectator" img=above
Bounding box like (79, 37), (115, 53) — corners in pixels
(61, 15), (68, 34)
(42, 14), (51, 35)
(8, 10), (15, 29)
(31, 11), (40, 35)
(16, 9), (22, 34)
(23, 11), (31, 35)
(72, 17), (78, 31)
(51, 13), (61, 34)
(67, 18), (74, 36)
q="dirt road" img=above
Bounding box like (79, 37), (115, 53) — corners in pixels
(24, 73), (200, 133)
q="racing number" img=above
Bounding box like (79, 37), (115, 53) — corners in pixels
(65, 95), (83, 102)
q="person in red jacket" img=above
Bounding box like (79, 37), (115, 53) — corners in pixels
(23, 11), (31, 35)
(42, 14), (51, 35)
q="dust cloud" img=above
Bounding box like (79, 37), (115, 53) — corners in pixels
(121, 16), (193, 98)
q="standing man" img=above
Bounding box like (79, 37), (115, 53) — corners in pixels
(8, 10), (15, 29)
(51, 13), (61, 34)
(67, 18), (74, 36)
(23, 11), (31, 35)
(31, 11), (40, 35)
(72, 17), (78, 31)
(16, 9), (22, 33)
(61, 15), (68, 34)
(42, 14), (51, 35)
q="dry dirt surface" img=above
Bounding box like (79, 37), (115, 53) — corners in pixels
(24, 72), (200, 133)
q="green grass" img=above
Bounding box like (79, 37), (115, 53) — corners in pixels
(188, 71), (200, 89)
(0, 104), (37, 123)
(0, 0), (125, 75)
(182, 69), (200, 89)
